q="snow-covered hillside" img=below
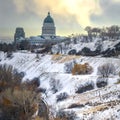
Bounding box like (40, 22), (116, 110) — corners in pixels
(52, 38), (120, 56)
(0, 52), (120, 119)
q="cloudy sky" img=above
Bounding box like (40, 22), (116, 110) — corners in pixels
(0, 0), (120, 39)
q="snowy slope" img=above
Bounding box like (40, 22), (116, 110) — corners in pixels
(52, 39), (120, 54)
(0, 52), (120, 119)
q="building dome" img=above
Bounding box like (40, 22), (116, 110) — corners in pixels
(42, 12), (56, 37)
(44, 12), (54, 23)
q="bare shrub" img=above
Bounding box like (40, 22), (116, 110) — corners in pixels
(76, 81), (94, 93)
(0, 88), (41, 120)
(96, 77), (108, 88)
(56, 92), (69, 102)
(64, 60), (76, 73)
(0, 64), (22, 92)
(64, 62), (73, 73)
(72, 63), (93, 75)
(50, 78), (62, 93)
(0, 64), (48, 120)
(56, 110), (77, 120)
(24, 77), (40, 91)
(97, 63), (115, 77)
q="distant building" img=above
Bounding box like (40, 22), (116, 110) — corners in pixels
(14, 12), (67, 46)
(29, 36), (66, 45)
(42, 12), (56, 37)
(14, 27), (25, 44)
(29, 12), (67, 45)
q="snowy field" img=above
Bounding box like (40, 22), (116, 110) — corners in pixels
(0, 51), (120, 119)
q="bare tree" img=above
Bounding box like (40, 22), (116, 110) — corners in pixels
(85, 26), (92, 41)
(50, 78), (62, 93)
(92, 27), (101, 37)
(97, 63), (116, 77)
(64, 62), (74, 73)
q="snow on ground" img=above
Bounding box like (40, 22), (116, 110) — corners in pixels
(0, 51), (120, 119)
(52, 39), (120, 54)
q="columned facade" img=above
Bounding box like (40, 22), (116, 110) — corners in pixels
(42, 12), (56, 37)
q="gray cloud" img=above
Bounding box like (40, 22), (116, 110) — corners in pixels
(90, 0), (120, 26)
(55, 14), (83, 35)
(0, 0), (83, 38)
(1, 0), (120, 39)
(0, 0), (42, 37)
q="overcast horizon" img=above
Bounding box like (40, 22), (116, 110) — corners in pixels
(0, 0), (120, 40)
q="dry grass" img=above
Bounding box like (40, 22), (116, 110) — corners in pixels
(51, 54), (80, 63)
(52, 54), (63, 61)
(78, 100), (120, 115)
(82, 104), (108, 115)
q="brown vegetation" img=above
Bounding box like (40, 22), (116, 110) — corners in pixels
(0, 64), (48, 120)
(72, 63), (93, 75)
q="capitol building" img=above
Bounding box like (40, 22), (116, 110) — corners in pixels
(28, 12), (66, 45)
(42, 12), (56, 37)
(14, 12), (67, 45)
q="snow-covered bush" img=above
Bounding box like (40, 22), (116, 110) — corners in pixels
(68, 49), (76, 55)
(64, 61), (75, 73)
(96, 77), (108, 88)
(56, 110), (77, 120)
(81, 47), (91, 54)
(56, 92), (69, 102)
(75, 84), (83, 93)
(72, 63), (93, 75)
(97, 63), (116, 77)
(76, 81), (94, 93)
(50, 78), (62, 93)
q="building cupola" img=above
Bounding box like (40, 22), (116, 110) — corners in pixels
(42, 12), (56, 37)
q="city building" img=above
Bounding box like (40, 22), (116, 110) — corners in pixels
(14, 27), (25, 44)
(42, 12), (56, 37)
(14, 12), (67, 45)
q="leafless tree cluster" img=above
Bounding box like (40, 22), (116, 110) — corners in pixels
(0, 64), (48, 120)
(85, 25), (120, 40)
(97, 63), (116, 77)
(50, 78), (62, 94)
